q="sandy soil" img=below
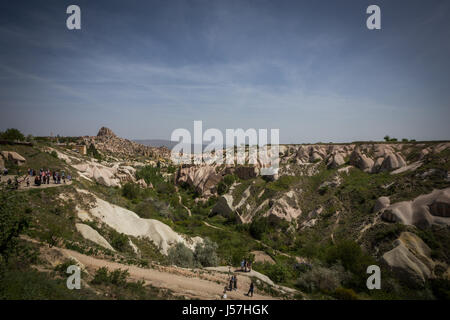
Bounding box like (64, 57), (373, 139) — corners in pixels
(33, 240), (279, 300)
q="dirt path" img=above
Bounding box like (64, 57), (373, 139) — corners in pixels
(330, 211), (341, 244)
(1, 174), (72, 190)
(203, 221), (225, 231)
(56, 247), (277, 300)
(175, 186), (191, 216)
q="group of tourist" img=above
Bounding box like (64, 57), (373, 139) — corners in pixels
(221, 259), (255, 299)
(27, 168), (71, 187)
(223, 275), (254, 298)
(240, 259), (252, 272)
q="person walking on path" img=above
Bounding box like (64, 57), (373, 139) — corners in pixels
(247, 281), (254, 297)
(233, 275), (237, 290)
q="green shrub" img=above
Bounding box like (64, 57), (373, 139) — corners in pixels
(296, 265), (349, 294)
(325, 240), (374, 275)
(266, 263), (290, 283)
(87, 143), (102, 161)
(249, 218), (269, 240)
(91, 267), (129, 286)
(156, 182), (175, 194)
(122, 183), (140, 200)
(109, 231), (129, 252)
(168, 242), (195, 268)
(0, 128), (25, 141)
(136, 165), (164, 186)
(429, 278), (450, 300)
(223, 174), (236, 186)
(194, 238), (219, 267)
(217, 181), (228, 195)
(54, 259), (78, 277)
(334, 287), (358, 300)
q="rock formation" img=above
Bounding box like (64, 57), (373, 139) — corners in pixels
(80, 127), (169, 159)
(381, 188), (450, 227)
(382, 232), (435, 286)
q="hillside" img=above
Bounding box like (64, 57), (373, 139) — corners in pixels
(1, 128), (449, 300)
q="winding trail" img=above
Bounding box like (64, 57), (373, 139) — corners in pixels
(175, 186), (191, 216)
(56, 246), (277, 300)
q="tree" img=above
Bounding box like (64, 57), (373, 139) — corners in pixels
(0, 128), (25, 142)
(383, 135), (390, 142)
(194, 238), (219, 267)
(87, 143), (102, 161)
(122, 183), (140, 200)
(0, 188), (29, 265)
(168, 243), (195, 268)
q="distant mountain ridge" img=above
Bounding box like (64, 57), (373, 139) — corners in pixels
(135, 139), (209, 153)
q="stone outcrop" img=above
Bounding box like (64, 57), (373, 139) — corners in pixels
(136, 179), (148, 188)
(80, 127), (169, 159)
(379, 153), (407, 172)
(210, 196), (235, 220)
(381, 188), (450, 227)
(349, 149), (374, 172)
(176, 165), (222, 197)
(75, 189), (202, 254)
(76, 223), (115, 251)
(382, 232), (435, 286)
(264, 190), (302, 223)
(1, 151), (26, 165)
(97, 127), (116, 137)
(373, 196), (390, 212)
(73, 161), (135, 187)
(327, 154), (345, 169)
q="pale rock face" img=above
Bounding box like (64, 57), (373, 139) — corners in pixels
(381, 188), (450, 227)
(264, 190), (302, 222)
(75, 223), (115, 251)
(327, 154), (345, 169)
(136, 178), (147, 188)
(81, 127), (169, 159)
(310, 152), (323, 163)
(349, 150), (374, 172)
(73, 161), (135, 187)
(373, 144), (395, 158)
(419, 148), (430, 160)
(380, 153), (407, 172)
(373, 196), (390, 212)
(382, 232), (435, 286)
(176, 165), (222, 196)
(372, 157), (384, 173)
(1, 151), (26, 164)
(301, 206), (323, 229)
(75, 189), (202, 254)
(97, 127), (116, 137)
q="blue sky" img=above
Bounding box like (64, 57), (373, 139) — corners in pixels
(0, 0), (449, 143)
